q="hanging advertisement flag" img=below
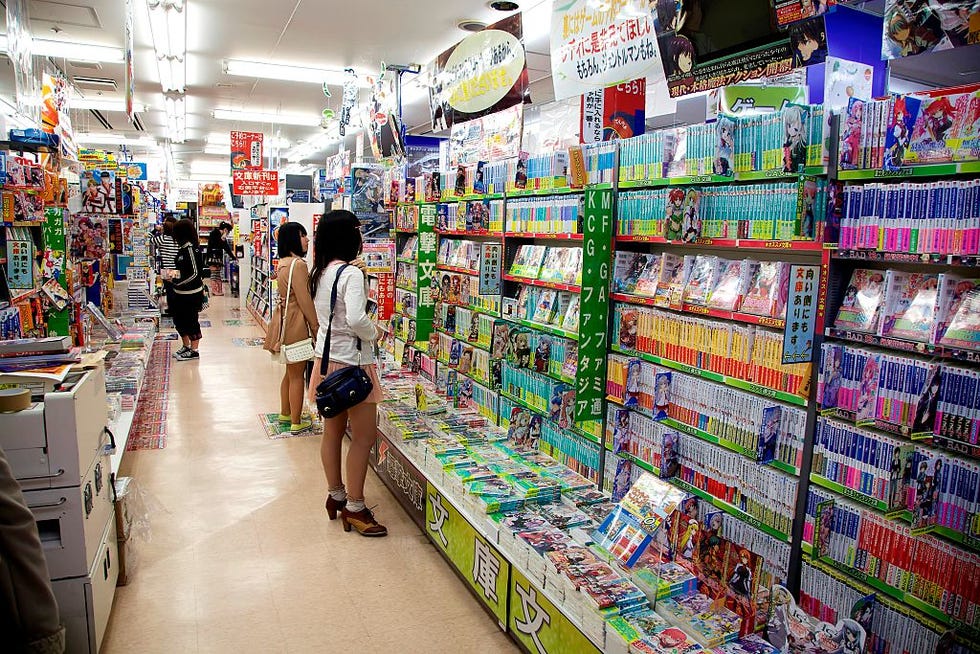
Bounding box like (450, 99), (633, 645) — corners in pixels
(550, 0), (665, 102)
(125, 0), (135, 121)
(426, 14), (529, 132)
(40, 73), (78, 160)
(773, 0), (836, 26)
(232, 170), (279, 196)
(881, 0), (979, 59)
(230, 131), (264, 171)
(120, 162), (148, 180)
(366, 71), (405, 160)
(580, 79), (647, 143)
(6, 0), (37, 122)
(448, 103), (524, 166)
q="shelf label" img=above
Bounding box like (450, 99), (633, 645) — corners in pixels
(576, 188), (613, 424)
(425, 483), (509, 624)
(371, 434), (426, 528)
(509, 567), (601, 654)
(783, 264), (819, 364)
(415, 205), (437, 343)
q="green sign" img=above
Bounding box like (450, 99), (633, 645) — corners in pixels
(719, 85), (809, 115)
(425, 482), (509, 625)
(508, 566), (601, 654)
(43, 207), (70, 337)
(575, 189), (613, 424)
(415, 205), (437, 343)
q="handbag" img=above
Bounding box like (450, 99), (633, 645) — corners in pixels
(315, 264), (374, 418)
(280, 259), (315, 363)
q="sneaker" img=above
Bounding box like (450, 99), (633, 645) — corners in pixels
(277, 414), (292, 424)
(173, 345), (190, 358)
(290, 418), (313, 434)
(174, 349), (199, 361)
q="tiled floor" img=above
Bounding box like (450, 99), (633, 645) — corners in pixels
(102, 295), (518, 654)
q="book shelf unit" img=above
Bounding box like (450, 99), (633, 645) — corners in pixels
(389, 203), (434, 363)
(245, 213), (272, 332)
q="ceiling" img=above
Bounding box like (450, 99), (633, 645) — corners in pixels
(0, 1), (977, 184)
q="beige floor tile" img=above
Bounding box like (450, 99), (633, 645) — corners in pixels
(102, 295), (518, 654)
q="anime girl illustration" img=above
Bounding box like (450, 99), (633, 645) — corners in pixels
(668, 35), (696, 80)
(855, 355), (880, 423)
(883, 5), (942, 58)
(661, 432), (680, 479)
(654, 373), (671, 419)
(840, 99), (864, 169)
(676, 518), (698, 559)
(664, 188), (686, 240)
(923, 96), (955, 144)
(468, 312), (480, 342)
(713, 116), (735, 176)
(783, 105), (809, 173)
(822, 346), (843, 408)
(681, 190), (702, 242)
(801, 179), (818, 239)
(534, 336), (551, 373)
(491, 323), (510, 358)
(728, 548), (754, 598)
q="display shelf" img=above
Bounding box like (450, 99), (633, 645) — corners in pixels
(395, 283), (418, 293)
(503, 232), (584, 241)
(506, 186), (583, 198)
(825, 327), (980, 364)
(610, 292), (786, 329)
(671, 476), (793, 544)
(500, 315), (578, 342)
(609, 344), (807, 408)
(809, 473), (890, 512)
(618, 167), (827, 189)
(435, 229), (502, 237)
(501, 273), (580, 293)
(928, 434), (980, 461)
(396, 256), (417, 264)
(434, 326), (493, 354)
(452, 302), (501, 320)
(435, 354), (493, 389)
(614, 234), (822, 252)
(830, 250), (980, 267)
(435, 263), (479, 276)
(393, 227), (418, 234)
(499, 390), (600, 446)
(836, 161), (980, 181)
(247, 305), (270, 333)
(819, 406), (932, 441)
(450, 192), (506, 201)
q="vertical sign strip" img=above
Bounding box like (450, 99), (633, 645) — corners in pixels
(576, 188), (613, 424)
(783, 264), (820, 364)
(415, 204), (437, 343)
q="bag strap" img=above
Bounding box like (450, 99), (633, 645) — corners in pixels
(279, 259), (298, 347)
(319, 263), (362, 376)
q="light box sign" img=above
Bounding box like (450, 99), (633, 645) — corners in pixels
(550, 0), (665, 102)
(426, 13), (529, 131)
(230, 131), (264, 171)
(232, 170), (279, 196)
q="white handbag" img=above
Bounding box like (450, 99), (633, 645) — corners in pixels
(279, 259), (315, 363)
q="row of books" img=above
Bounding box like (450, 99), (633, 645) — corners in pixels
(581, 142), (616, 186)
(618, 104), (826, 182)
(509, 244), (583, 285)
(800, 561), (944, 654)
(838, 179), (980, 255)
(505, 196), (584, 234)
(437, 238), (481, 271)
(490, 321), (577, 381)
(503, 287), (580, 334)
(398, 234), (417, 260)
(433, 273), (501, 317)
(394, 262), (417, 290)
(839, 90), (979, 171)
(606, 353), (807, 471)
(394, 287), (416, 318)
(501, 361), (576, 429)
(431, 330), (492, 380)
(434, 366), (499, 421)
(537, 409), (602, 483)
(613, 252), (792, 320)
(436, 199), (505, 233)
(832, 268), (978, 350)
(804, 488), (980, 627)
(618, 180), (824, 241)
(905, 447), (978, 539)
(395, 204), (419, 230)
(611, 303), (811, 397)
(433, 305), (495, 350)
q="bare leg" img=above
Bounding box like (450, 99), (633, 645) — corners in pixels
(286, 362), (306, 423)
(344, 402), (378, 502)
(279, 368), (290, 416)
(181, 335), (190, 347)
(190, 338), (200, 352)
(321, 411), (347, 490)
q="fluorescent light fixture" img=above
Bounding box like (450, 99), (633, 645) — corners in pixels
(205, 132), (290, 148)
(211, 108), (321, 127)
(145, 0), (186, 93)
(0, 34), (125, 63)
(284, 130), (341, 162)
(71, 97), (149, 113)
(165, 94), (186, 143)
(76, 133), (160, 148)
(191, 159), (234, 175)
(223, 59), (370, 88)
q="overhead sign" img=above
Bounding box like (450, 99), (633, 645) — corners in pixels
(426, 13), (529, 131)
(550, 0), (665, 102)
(230, 131), (264, 171)
(119, 162), (148, 180)
(232, 169), (279, 196)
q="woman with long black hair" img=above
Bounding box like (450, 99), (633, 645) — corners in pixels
(167, 219), (206, 361)
(307, 210), (387, 537)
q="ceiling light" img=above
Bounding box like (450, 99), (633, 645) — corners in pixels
(76, 133), (160, 148)
(165, 94), (186, 143)
(145, 0), (186, 94)
(71, 97), (149, 113)
(0, 34), (125, 63)
(457, 19), (487, 32)
(223, 59), (370, 88)
(211, 108), (321, 127)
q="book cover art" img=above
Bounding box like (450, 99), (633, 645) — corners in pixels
(510, 244), (531, 277)
(739, 261), (784, 317)
(713, 116), (736, 177)
(619, 308), (640, 349)
(882, 272), (940, 342)
(948, 90), (980, 163)
(855, 353), (881, 424)
(515, 151), (529, 189)
(911, 454), (942, 532)
(562, 342), (578, 379)
(561, 295), (581, 333)
(473, 161), (487, 194)
(523, 245), (547, 279)
(756, 406), (782, 465)
(558, 387), (576, 429)
(906, 95), (957, 165)
(782, 103), (809, 173)
(839, 97), (864, 170)
(533, 336), (552, 373)
(682, 255), (721, 306)
(707, 259), (751, 311)
(660, 431), (680, 480)
(667, 256), (694, 309)
(655, 253), (684, 307)
(507, 406), (533, 444)
(491, 321), (510, 359)
(565, 246), (584, 286)
(539, 247), (570, 283)
(532, 290), (560, 324)
(938, 281), (980, 351)
(612, 408), (632, 453)
(635, 255), (662, 297)
(884, 95), (922, 171)
(615, 251), (654, 293)
(664, 188), (687, 241)
(506, 327), (533, 368)
(625, 358), (643, 408)
(834, 269), (887, 333)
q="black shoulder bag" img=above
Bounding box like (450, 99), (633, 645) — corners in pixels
(315, 264), (374, 418)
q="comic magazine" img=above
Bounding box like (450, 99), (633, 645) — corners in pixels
(682, 255), (721, 307)
(938, 281), (980, 351)
(708, 259), (752, 311)
(905, 95), (957, 164)
(880, 272), (941, 342)
(833, 269), (888, 332)
(740, 261), (785, 318)
(883, 95), (921, 171)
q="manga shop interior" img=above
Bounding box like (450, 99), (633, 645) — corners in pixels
(2, 1), (980, 653)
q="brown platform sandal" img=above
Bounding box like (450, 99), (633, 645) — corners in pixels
(341, 506), (388, 537)
(325, 495), (347, 520)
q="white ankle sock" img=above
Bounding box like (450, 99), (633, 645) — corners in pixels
(346, 499), (365, 513)
(329, 488), (347, 502)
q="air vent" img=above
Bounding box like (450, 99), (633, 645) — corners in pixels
(132, 113), (145, 132)
(73, 76), (117, 91)
(69, 60), (103, 71)
(457, 19), (487, 32)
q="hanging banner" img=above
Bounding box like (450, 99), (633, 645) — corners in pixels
(426, 14), (529, 131)
(125, 0), (135, 121)
(448, 104), (524, 166)
(366, 71), (405, 160)
(120, 162), (148, 180)
(550, 0), (665, 102)
(6, 0), (37, 122)
(230, 131), (264, 171)
(232, 169), (279, 196)
(581, 79), (647, 143)
(882, 0), (979, 59)
(773, 0), (836, 26)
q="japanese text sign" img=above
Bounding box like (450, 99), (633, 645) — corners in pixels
(509, 567), (601, 653)
(783, 264), (820, 364)
(232, 169), (279, 196)
(550, 0), (665, 101)
(479, 243), (502, 295)
(576, 188), (613, 423)
(230, 131), (264, 171)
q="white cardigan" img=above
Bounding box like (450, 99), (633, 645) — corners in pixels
(313, 263), (377, 366)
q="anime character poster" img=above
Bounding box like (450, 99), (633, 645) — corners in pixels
(69, 214), (108, 260)
(80, 170), (117, 214)
(882, 0), (980, 60)
(768, 585), (866, 654)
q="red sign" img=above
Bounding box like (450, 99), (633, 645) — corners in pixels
(581, 78), (646, 143)
(232, 169), (279, 196)
(230, 131), (264, 171)
(375, 273), (394, 321)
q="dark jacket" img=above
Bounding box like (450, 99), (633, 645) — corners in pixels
(206, 228), (234, 265)
(173, 243), (205, 297)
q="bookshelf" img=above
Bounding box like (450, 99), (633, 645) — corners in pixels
(389, 203), (435, 363)
(245, 212), (271, 331)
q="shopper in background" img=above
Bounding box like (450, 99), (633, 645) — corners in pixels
(151, 216), (179, 315)
(206, 221), (236, 296)
(0, 445), (66, 654)
(307, 210), (387, 537)
(272, 222), (319, 434)
(167, 219), (206, 361)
